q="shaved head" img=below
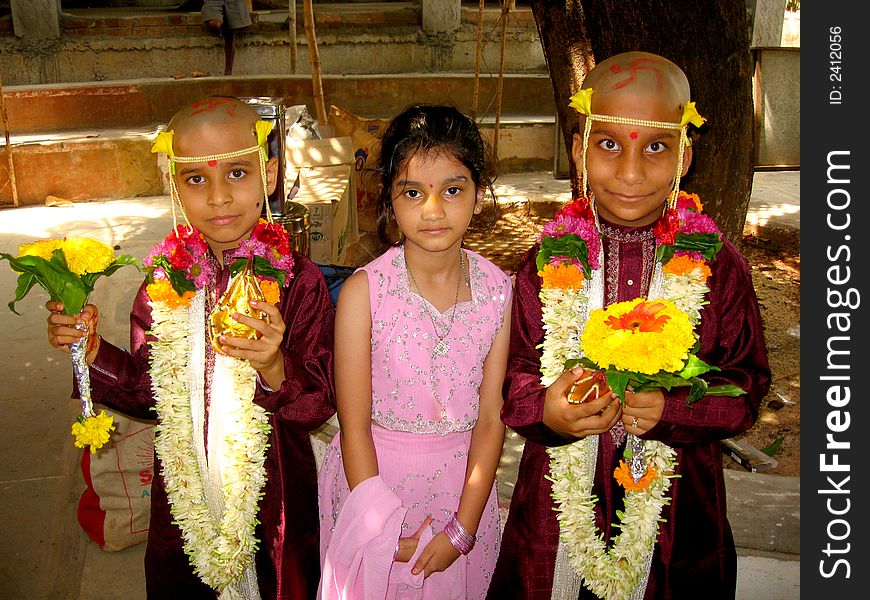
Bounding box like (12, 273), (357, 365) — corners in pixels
(168, 96), (261, 152)
(583, 52), (691, 121)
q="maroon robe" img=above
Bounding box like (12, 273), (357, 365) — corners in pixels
(488, 222), (771, 599)
(88, 251), (336, 599)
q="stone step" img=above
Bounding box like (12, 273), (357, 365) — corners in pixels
(1, 117), (560, 206)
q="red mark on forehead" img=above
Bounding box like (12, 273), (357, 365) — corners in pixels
(191, 97), (236, 116)
(629, 131), (638, 139)
(207, 160), (217, 167)
(428, 184), (434, 189)
(609, 58), (664, 91)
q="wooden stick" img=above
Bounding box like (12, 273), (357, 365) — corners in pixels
(288, 0), (297, 74)
(0, 73), (19, 208)
(303, 0), (328, 125)
(492, 0), (512, 159)
(471, 0), (485, 120)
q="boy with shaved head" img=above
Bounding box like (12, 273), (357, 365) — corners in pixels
(488, 52), (770, 598)
(46, 96), (336, 599)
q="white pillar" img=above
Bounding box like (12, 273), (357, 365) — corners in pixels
(422, 0), (461, 35)
(11, 0), (61, 38)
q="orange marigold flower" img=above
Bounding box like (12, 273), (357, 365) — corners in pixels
(604, 300), (670, 333)
(539, 262), (585, 290)
(614, 460), (658, 492)
(147, 280), (194, 309)
(663, 255), (712, 281)
(259, 279), (280, 305)
(679, 192), (703, 212)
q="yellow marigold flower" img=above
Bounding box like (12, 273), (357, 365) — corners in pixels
(18, 239), (62, 260)
(663, 255), (711, 281)
(259, 279), (281, 305)
(60, 238), (116, 275)
(581, 298), (695, 375)
(614, 460), (658, 492)
(539, 262), (585, 290)
(147, 279), (194, 309)
(71, 410), (115, 454)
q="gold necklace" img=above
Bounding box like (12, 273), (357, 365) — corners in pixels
(406, 249), (468, 357)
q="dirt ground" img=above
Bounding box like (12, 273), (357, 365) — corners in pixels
(463, 201), (801, 478)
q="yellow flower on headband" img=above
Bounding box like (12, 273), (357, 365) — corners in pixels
(255, 120), (274, 147)
(568, 88), (594, 116)
(681, 102), (706, 128)
(151, 130), (175, 157)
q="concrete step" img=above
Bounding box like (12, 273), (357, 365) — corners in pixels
(1, 116), (560, 206)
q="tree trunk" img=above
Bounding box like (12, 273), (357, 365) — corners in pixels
(531, 0), (755, 243)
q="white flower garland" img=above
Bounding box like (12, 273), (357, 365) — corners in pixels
(149, 291), (272, 595)
(542, 251), (710, 599)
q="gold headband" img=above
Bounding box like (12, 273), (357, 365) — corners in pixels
(568, 88), (706, 210)
(151, 120), (276, 229)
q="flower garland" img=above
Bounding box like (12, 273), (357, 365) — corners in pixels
(539, 192), (724, 599)
(144, 221), (294, 593)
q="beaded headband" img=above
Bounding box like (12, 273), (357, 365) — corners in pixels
(151, 120), (275, 230)
(568, 88), (706, 210)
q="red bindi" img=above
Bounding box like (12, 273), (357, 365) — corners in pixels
(207, 160), (217, 167)
(629, 131), (638, 139)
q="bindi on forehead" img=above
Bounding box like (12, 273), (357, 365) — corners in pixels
(608, 58), (664, 91)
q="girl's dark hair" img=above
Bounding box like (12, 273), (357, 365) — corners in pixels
(372, 104), (498, 245)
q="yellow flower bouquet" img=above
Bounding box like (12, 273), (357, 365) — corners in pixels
(1, 238), (139, 452)
(571, 298), (744, 404)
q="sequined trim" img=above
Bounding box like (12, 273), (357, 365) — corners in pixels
(601, 224), (656, 306)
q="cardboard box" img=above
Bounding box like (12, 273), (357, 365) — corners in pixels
(285, 136), (358, 265)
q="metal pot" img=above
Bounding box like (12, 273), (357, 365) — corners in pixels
(275, 201), (310, 258)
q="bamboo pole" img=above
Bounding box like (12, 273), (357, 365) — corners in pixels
(0, 73), (19, 208)
(492, 0), (513, 159)
(303, 0), (327, 125)
(470, 0), (485, 120)
(288, 0), (297, 74)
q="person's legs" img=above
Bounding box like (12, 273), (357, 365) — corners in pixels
(223, 28), (236, 75)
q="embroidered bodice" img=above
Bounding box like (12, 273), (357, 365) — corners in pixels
(362, 245), (511, 435)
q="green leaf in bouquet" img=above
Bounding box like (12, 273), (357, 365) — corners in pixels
(686, 377), (709, 405)
(536, 234), (592, 279)
(148, 255), (196, 297)
(81, 254), (140, 291)
(605, 370), (632, 403)
(704, 384), (746, 397)
(672, 232), (723, 261)
(229, 255), (287, 287)
(678, 354), (719, 379)
(1, 252), (88, 315)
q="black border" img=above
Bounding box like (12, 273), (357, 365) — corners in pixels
(802, 2), (869, 594)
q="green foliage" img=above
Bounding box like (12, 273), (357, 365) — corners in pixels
(1, 250), (139, 316)
(761, 436), (785, 456)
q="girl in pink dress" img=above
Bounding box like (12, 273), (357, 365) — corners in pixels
(318, 105), (512, 599)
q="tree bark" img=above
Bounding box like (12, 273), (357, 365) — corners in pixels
(531, 0), (755, 243)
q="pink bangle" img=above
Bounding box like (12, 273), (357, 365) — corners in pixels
(393, 541), (400, 561)
(443, 513), (475, 555)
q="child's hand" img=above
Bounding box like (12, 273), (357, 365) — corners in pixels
(46, 301), (101, 363)
(394, 517), (432, 563)
(218, 300), (286, 372)
(622, 389), (665, 436)
(543, 367), (621, 439)
(411, 529), (461, 578)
